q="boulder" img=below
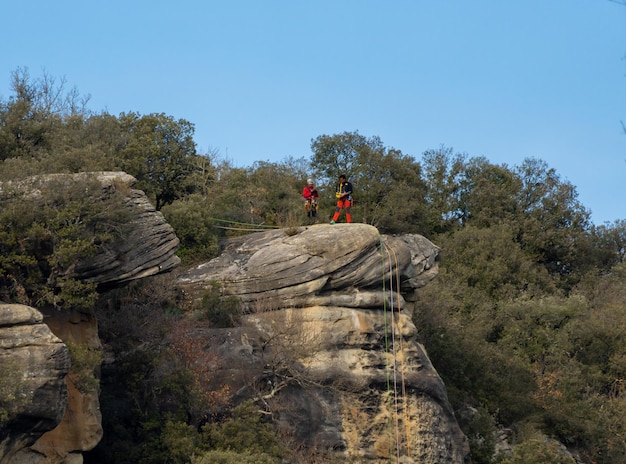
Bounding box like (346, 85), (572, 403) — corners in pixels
(0, 171), (181, 287)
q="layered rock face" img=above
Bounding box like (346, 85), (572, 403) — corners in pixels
(1, 171), (470, 463)
(0, 172), (180, 463)
(66, 172), (181, 286)
(0, 171), (180, 287)
(177, 223), (470, 463)
(0, 304), (70, 463)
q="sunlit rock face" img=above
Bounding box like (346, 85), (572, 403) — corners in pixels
(177, 224), (470, 463)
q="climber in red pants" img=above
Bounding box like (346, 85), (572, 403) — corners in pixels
(330, 174), (353, 224)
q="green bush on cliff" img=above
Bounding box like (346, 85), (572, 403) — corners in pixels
(0, 175), (129, 310)
(200, 400), (286, 459)
(66, 341), (102, 393)
(199, 282), (241, 328)
(161, 195), (220, 265)
(498, 435), (576, 464)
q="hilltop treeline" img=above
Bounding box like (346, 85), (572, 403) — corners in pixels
(1, 69), (626, 463)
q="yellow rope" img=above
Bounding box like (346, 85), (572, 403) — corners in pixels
(380, 238), (395, 462)
(212, 224), (280, 232)
(382, 237), (410, 463)
(384, 243), (402, 463)
(387, 244), (412, 461)
(207, 216), (279, 229)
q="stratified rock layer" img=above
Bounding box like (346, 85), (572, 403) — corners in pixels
(67, 172), (181, 286)
(0, 172), (181, 463)
(177, 223), (470, 463)
(0, 171), (180, 287)
(0, 304), (70, 463)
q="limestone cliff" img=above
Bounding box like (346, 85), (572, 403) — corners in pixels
(177, 223), (470, 463)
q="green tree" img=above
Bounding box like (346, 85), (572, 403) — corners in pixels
(513, 158), (592, 289)
(118, 112), (197, 210)
(589, 219), (626, 272)
(459, 157), (522, 228)
(248, 159), (307, 225)
(310, 131), (427, 232)
(420, 146), (467, 234)
(204, 163), (263, 227)
(161, 194), (220, 264)
(201, 400), (285, 459)
(0, 175), (128, 309)
(421, 152), (593, 291)
(0, 67), (90, 162)
(437, 223), (555, 301)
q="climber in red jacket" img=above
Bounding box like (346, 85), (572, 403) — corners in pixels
(302, 178), (319, 221)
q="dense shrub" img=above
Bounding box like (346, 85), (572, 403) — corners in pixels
(199, 282), (241, 328)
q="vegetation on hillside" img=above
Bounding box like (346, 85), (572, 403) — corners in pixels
(1, 69), (625, 463)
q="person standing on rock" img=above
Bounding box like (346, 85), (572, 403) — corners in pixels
(302, 178), (319, 222)
(330, 174), (352, 224)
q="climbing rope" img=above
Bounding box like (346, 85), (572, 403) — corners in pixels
(207, 216), (281, 232)
(204, 220), (414, 460)
(380, 237), (395, 461)
(384, 242), (401, 463)
(387, 244), (412, 460)
(380, 236), (413, 463)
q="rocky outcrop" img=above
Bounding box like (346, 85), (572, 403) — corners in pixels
(177, 223), (470, 463)
(67, 173), (180, 286)
(0, 175), (470, 463)
(0, 304), (70, 463)
(21, 308), (103, 464)
(0, 171), (180, 287)
(0, 172), (181, 463)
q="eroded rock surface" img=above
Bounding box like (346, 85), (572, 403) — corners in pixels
(66, 172), (181, 286)
(177, 223), (470, 463)
(0, 304), (70, 463)
(0, 171), (180, 287)
(0, 172), (180, 463)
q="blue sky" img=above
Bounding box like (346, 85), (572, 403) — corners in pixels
(1, 1), (625, 225)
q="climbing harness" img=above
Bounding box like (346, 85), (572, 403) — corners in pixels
(336, 180), (353, 201)
(304, 198), (318, 214)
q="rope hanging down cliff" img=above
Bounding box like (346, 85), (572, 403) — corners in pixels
(380, 237), (412, 463)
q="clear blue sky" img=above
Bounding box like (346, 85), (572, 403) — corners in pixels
(2, 1), (625, 225)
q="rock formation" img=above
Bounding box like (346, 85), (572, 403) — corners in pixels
(0, 171), (471, 462)
(0, 171), (180, 286)
(66, 173), (180, 286)
(177, 223), (470, 463)
(0, 172), (180, 463)
(0, 304), (70, 463)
